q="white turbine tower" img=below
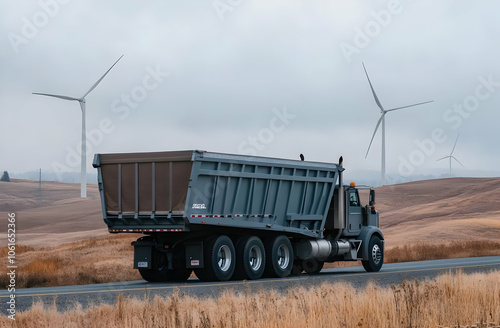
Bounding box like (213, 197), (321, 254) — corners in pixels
(437, 134), (464, 175)
(33, 55), (123, 198)
(363, 63), (433, 186)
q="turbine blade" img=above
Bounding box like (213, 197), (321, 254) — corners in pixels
(32, 92), (80, 101)
(82, 55), (123, 98)
(365, 114), (384, 158)
(385, 100), (434, 112)
(451, 156), (464, 168)
(436, 156), (450, 161)
(362, 62), (384, 112)
(451, 134), (460, 155)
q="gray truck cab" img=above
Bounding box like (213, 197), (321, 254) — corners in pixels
(344, 184), (379, 236)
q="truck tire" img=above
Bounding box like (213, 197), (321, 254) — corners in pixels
(302, 259), (324, 274)
(291, 260), (304, 276)
(233, 236), (266, 280)
(263, 235), (293, 278)
(138, 268), (169, 283)
(170, 268), (193, 282)
(362, 235), (384, 272)
(169, 244), (193, 282)
(138, 246), (192, 282)
(138, 249), (171, 282)
(195, 235), (236, 282)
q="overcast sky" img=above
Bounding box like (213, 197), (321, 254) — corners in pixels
(1, 0), (499, 184)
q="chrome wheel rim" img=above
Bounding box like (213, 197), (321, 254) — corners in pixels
(277, 244), (290, 270)
(372, 244), (382, 265)
(217, 245), (232, 272)
(249, 245), (263, 271)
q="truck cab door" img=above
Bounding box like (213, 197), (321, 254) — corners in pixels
(346, 189), (362, 234)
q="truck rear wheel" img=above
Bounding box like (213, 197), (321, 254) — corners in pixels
(138, 268), (169, 283)
(263, 235), (293, 278)
(138, 246), (192, 282)
(138, 246), (171, 282)
(195, 235), (236, 282)
(233, 236), (265, 280)
(362, 236), (384, 272)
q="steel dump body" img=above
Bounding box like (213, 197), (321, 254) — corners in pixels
(93, 150), (341, 239)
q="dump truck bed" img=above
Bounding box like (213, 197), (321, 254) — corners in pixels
(93, 150), (341, 238)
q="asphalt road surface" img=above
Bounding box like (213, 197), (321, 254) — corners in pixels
(2, 256), (499, 312)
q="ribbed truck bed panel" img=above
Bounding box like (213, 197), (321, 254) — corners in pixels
(93, 150), (341, 238)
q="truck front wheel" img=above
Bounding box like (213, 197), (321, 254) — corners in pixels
(362, 236), (384, 272)
(263, 235), (293, 278)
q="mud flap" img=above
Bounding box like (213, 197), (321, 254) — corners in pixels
(185, 241), (204, 269)
(133, 244), (153, 269)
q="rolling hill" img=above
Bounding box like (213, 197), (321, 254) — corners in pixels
(1, 177), (499, 247)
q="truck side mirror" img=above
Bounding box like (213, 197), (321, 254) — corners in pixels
(369, 189), (375, 206)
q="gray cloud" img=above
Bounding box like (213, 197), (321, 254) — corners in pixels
(1, 0), (499, 183)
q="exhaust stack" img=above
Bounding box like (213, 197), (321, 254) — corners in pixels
(335, 156), (345, 230)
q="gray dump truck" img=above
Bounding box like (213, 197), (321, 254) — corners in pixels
(93, 150), (384, 282)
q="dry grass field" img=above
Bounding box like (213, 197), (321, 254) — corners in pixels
(0, 270), (499, 328)
(0, 235), (141, 288)
(0, 177), (499, 288)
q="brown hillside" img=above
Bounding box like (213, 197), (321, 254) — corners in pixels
(1, 177), (499, 247)
(0, 179), (108, 246)
(374, 177), (500, 247)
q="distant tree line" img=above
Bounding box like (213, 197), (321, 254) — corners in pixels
(0, 171), (10, 182)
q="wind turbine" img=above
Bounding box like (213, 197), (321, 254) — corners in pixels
(437, 134), (464, 175)
(33, 55), (123, 198)
(363, 63), (433, 185)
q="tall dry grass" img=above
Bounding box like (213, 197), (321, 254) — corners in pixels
(385, 240), (500, 263)
(0, 235), (140, 289)
(0, 270), (499, 328)
(323, 239), (500, 270)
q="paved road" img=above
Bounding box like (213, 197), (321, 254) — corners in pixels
(2, 256), (499, 312)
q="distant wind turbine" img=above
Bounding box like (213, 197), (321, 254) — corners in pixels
(437, 134), (464, 175)
(363, 63), (433, 186)
(33, 55), (123, 198)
